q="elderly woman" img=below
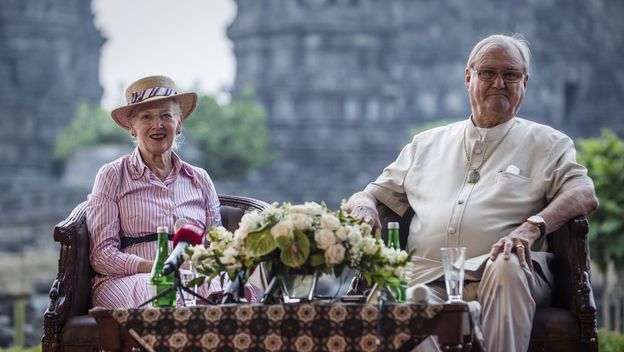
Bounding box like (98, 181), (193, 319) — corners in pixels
(88, 75), (257, 308)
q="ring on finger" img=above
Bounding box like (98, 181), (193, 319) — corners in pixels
(516, 244), (525, 250)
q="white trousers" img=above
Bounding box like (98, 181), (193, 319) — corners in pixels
(426, 254), (552, 352)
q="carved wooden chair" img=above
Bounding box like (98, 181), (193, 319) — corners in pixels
(42, 195), (270, 352)
(377, 203), (598, 352)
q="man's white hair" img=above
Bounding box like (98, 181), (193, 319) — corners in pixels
(466, 34), (531, 74)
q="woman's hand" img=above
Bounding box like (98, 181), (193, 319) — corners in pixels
(138, 260), (154, 273)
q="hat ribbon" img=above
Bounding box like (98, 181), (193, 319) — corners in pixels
(130, 87), (178, 104)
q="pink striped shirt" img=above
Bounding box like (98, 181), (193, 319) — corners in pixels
(87, 147), (222, 307)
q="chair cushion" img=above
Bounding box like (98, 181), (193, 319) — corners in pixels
(61, 315), (100, 346)
(529, 307), (579, 352)
(220, 205), (245, 232)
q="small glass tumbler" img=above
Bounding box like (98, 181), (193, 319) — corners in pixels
(440, 247), (466, 303)
(179, 268), (197, 307)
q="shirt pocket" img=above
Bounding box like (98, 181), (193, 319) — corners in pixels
(495, 171), (532, 183)
(490, 171), (534, 207)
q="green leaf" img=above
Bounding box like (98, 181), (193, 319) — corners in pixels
(310, 254), (325, 267)
(264, 260), (273, 274)
(245, 228), (277, 256)
(187, 277), (205, 288)
(576, 129), (624, 272)
(280, 231), (310, 268)
(275, 235), (293, 250)
(185, 92), (275, 179)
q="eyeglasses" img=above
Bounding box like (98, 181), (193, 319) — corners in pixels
(474, 68), (524, 83)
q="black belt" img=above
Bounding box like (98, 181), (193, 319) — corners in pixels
(120, 233), (174, 250)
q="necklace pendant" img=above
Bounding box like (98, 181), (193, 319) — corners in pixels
(467, 169), (480, 183)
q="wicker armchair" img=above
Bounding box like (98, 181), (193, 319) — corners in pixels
(42, 195), (269, 352)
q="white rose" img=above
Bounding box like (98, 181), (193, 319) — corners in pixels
(320, 214), (341, 231)
(289, 204), (309, 214)
(270, 220), (294, 240)
(335, 226), (349, 241)
(340, 199), (349, 211)
(189, 244), (207, 263)
(304, 202), (323, 216)
(291, 213), (313, 230)
(360, 222), (372, 237)
(239, 211), (264, 234)
(222, 247), (238, 264)
(315, 228), (337, 250)
(324, 243), (346, 265)
(347, 226), (362, 245)
(361, 237), (378, 256)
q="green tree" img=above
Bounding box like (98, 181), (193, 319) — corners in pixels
(185, 92), (273, 179)
(406, 118), (462, 145)
(54, 101), (130, 161)
(54, 94), (273, 180)
(577, 129), (624, 330)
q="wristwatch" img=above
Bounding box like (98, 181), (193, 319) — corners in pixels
(526, 215), (546, 239)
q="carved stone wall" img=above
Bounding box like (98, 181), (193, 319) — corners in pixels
(220, 0), (624, 206)
(0, 0), (103, 179)
(0, 0), (102, 243)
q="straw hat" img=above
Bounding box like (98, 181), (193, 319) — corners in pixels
(111, 75), (197, 130)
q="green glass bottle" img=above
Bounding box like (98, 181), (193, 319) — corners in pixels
(149, 226), (176, 307)
(387, 222), (406, 302)
(387, 222), (401, 250)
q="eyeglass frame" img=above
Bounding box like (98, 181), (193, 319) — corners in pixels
(471, 67), (526, 83)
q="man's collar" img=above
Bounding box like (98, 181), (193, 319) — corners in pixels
(466, 116), (516, 142)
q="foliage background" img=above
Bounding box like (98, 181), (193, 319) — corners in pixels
(54, 93), (273, 180)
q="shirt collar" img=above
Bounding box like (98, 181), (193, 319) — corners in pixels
(171, 151), (195, 179)
(465, 116), (516, 143)
(128, 147), (147, 180)
(127, 147), (195, 180)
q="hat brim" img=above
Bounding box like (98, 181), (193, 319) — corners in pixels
(111, 92), (198, 130)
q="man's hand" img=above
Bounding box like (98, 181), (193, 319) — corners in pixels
(489, 222), (541, 270)
(350, 205), (381, 233)
(345, 191), (381, 232)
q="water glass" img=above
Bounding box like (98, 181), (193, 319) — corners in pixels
(179, 269), (197, 306)
(440, 247), (466, 303)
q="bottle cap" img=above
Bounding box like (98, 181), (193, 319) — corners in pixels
(157, 226), (169, 234)
(387, 222), (400, 229)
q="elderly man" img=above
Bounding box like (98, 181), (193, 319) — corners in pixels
(346, 34), (598, 351)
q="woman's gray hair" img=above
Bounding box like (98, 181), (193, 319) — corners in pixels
(466, 34), (531, 74)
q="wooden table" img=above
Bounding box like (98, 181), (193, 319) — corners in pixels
(90, 302), (482, 351)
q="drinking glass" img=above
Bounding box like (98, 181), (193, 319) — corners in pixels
(440, 247), (466, 303)
(179, 268), (197, 307)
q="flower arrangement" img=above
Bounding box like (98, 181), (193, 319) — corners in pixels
(185, 201), (412, 295)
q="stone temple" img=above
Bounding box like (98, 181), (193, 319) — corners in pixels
(219, 0), (624, 207)
(0, 0), (102, 245)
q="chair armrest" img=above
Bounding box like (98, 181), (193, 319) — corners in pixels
(219, 194), (270, 213)
(547, 215), (598, 350)
(42, 201), (89, 352)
